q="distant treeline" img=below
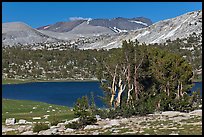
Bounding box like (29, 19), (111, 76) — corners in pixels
(2, 33), (202, 81)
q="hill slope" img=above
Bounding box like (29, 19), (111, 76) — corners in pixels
(78, 10), (202, 49)
(2, 22), (59, 46)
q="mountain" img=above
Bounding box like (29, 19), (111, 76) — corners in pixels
(36, 17), (152, 41)
(38, 21), (116, 41)
(2, 22), (59, 46)
(2, 10), (202, 48)
(37, 17), (152, 33)
(36, 20), (86, 32)
(2, 17), (152, 46)
(78, 10), (202, 49)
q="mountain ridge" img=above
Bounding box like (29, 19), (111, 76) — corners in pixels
(2, 10), (202, 48)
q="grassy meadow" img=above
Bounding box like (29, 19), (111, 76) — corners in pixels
(2, 99), (75, 124)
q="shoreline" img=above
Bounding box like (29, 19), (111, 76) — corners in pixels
(2, 78), (201, 85)
(2, 78), (99, 85)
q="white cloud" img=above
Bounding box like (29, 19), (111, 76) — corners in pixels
(69, 17), (92, 21)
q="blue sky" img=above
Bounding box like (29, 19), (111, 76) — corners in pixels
(2, 2), (202, 28)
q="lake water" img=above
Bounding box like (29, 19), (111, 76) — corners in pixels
(2, 81), (202, 108)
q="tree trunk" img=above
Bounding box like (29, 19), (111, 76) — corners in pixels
(134, 66), (138, 100)
(126, 64), (133, 104)
(115, 76), (126, 108)
(180, 82), (183, 97)
(126, 84), (134, 104)
(109, 65), (118, 107)
(164, 86), (167, 93)
(157, 99), (161, 111)
(167, 81), (170, 96)
(176, 80), (180, 99)
(110, 94), (115, 107)
(134, 58), (143, 100)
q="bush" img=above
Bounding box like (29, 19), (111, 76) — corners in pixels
(50, 116), (62, 126)
(65, 121), (83, 129)
(93, 109), (109, 119)
(80, 115), (97, 125)
(159, 90), (202, 112)
(72, 96), (97, 129)
(33, 123), (49, 133)
(50, 120), (61, 126)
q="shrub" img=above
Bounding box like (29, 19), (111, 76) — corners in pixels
(50, 120), (61, 126)
(33, 123), (49, 133)
(72, 96), (97, 129)
(65, 121), (83, 129)
(93, 109), (109, 119)
(80, 115), (97, 125)
(50, 116), (62, 126)
(73, 96), (90, 118)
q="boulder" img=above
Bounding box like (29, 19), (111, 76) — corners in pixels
(123, 131), (135, 134)
(84, 125), (100, 130)
(65, 128), (75, 133)
(5, 118), (16, 125)
(120, 118), (129, 123)
(51, 128), (58, 135)
(32, 117), (41, 120)
(38, 129), (53, 135)
(169, 132), (179, 135)
(105, 118), (110, 121)
(2, 127), (16, 133)
(18, 119), (27, 125)
(103, 125), (112, 129)
(57, 122), (66, 127)
(45, 121), (50, 124)
(50, 126), (59, 129)
(108, 119), (120, 126)
(92, 132), (99, 135)
(95, 115), (102, 121)
(65, 118), (80, 124)
(189, 109), (202, 116)
(17, 125), (32, 133)
(43, 115), (50, 119)
(18, 125), (26, 132)
(161, 111), (181, 117)
(21, 131), (35, 135)
(26, 121), (32, 125)
(57, 126), (65, 132)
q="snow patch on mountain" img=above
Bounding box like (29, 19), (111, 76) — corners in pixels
(134, 30), (150, 39)
(110, 27), (128, 33)
(129, 20), (148, 26)
(87, 18), (92, 25)
(43, 26), (50, 29)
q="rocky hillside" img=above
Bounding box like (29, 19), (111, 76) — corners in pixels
(2, 17), (152, 46)
(79, 10), (202, 49)
(2, 109), (202, 135)
(2, 22), (60, 46)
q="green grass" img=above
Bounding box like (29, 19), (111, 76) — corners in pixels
(100, 130), (112, 135)
(180, 116), (202, 123)
(178, 125), (202, 135)
(118, 128), (133, 134)
(2, 99), (75, 124)
(141, 118), (202, 135)
(4, 130), (19, 135)
(148, 120), (173, 127)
